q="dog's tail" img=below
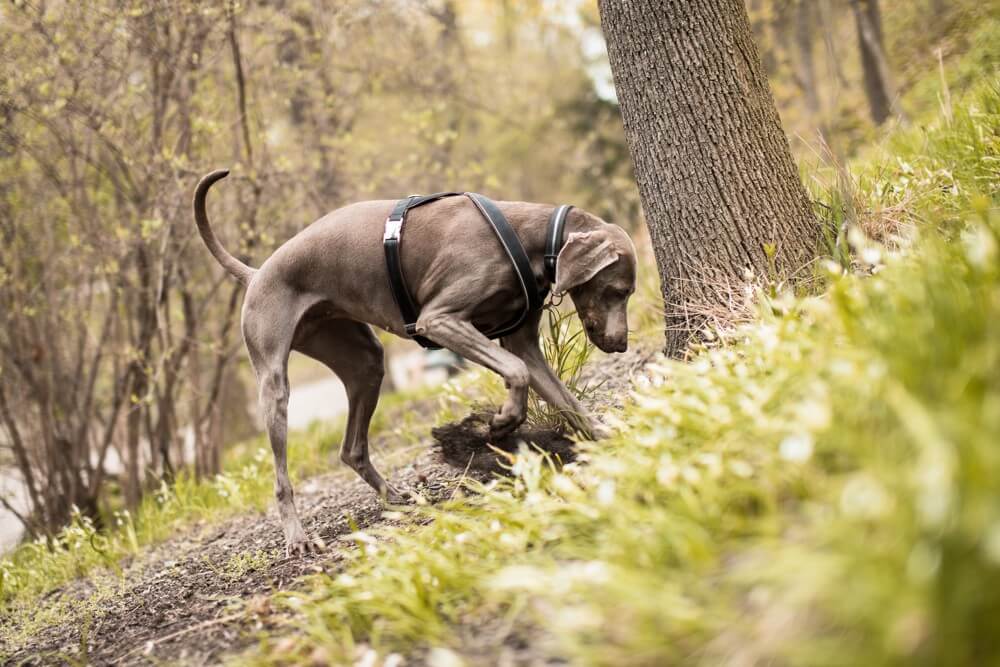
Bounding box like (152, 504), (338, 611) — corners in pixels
(193, 169), (256, 285)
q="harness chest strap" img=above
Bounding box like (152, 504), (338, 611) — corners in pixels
(382, 192), (461, 349)
(383, 193), (572, 349)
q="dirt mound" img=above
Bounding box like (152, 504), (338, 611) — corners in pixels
(432, 411), (576, 474)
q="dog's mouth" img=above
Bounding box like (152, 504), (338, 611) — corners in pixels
(585, 324), (628, 354)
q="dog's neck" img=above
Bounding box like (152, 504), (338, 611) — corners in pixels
(521, 207), (601, 287)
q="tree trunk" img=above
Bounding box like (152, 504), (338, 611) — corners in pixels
(598, 0), (818, 356)
(851, 0), (902, 125)
(124, 366), (145, 508)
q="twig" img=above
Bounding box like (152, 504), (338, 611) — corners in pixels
(450, 452), (476, 502)
(117, 612), (245, 661)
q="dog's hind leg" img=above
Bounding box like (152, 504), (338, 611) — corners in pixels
(295, 320), (404, 503)
(243, 303), (323, 557)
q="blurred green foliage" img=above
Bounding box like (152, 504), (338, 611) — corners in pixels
(751, 0), (1000, 160)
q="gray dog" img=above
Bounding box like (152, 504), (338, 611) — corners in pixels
(193, 170), (637, 555)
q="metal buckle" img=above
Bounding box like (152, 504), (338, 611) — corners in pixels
(383, 217), (403, 242)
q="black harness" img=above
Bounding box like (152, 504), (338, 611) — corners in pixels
(383, 192), (573, 349)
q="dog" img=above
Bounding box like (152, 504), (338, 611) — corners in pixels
(193, 170), (637, 555)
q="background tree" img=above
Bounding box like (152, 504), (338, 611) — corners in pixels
(598, 0), (819, 356)
(851, 0), (904, 125)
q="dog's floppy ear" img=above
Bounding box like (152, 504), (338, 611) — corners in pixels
(554, 230), (619, 294)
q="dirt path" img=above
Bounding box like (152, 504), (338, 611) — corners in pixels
(3, 347), (655, 666)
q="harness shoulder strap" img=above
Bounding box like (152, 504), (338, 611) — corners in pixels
(544, 204), (573, 285)
(465, 193), (547, 336)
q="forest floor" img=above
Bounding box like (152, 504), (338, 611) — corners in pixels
(3, 346), (655, 665)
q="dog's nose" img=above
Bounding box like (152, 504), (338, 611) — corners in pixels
(597, 337), (627, 353)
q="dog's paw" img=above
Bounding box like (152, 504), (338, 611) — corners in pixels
(588, 421), (614, 441)
(489, 407), (524, 439)
(382, 484), (410, 505)
(286, 536), (326, 558)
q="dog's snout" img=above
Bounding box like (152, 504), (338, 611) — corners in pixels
(590, 331), (628, 354)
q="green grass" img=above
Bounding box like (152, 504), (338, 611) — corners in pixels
(245, 82), (1000, 665)
(0, 447), (273, 604)
(0, 383), (443, 626)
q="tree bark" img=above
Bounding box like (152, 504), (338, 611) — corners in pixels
(598, 0), (818, 356)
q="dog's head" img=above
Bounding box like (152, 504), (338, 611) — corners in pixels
(554, 222), (637, 353)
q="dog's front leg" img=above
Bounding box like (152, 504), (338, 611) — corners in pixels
(501, 321), (611, 440)
(417, 313), (529, 436)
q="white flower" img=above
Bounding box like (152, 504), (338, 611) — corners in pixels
(795, 398), (832, 431)
(840, 474), (892, 519)
(681, 465), (701, 485)
(596, 479), (616, 506)
(962, 223), (997, 269)
(656, 458), (679, 486)
(564, 560), (610, 584)
(729, 459), (754, 478)
(779, 433), (814, 462)
(354, 647), (378, 667)
(427, 647), (465, 667)
(696, 452), (723, 478)
(867, 361), (887, 380)
(861, 246), (883, 266)
(823, 259), (844, 276)
(552, 474), (579, 496)
(491, 565), (547, 591)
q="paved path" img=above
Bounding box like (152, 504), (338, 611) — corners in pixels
(286, 376), (349, 431)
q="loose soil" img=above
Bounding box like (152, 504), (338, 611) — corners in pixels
(432, 412), (577, 474)
(2, 346), (655, 666)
